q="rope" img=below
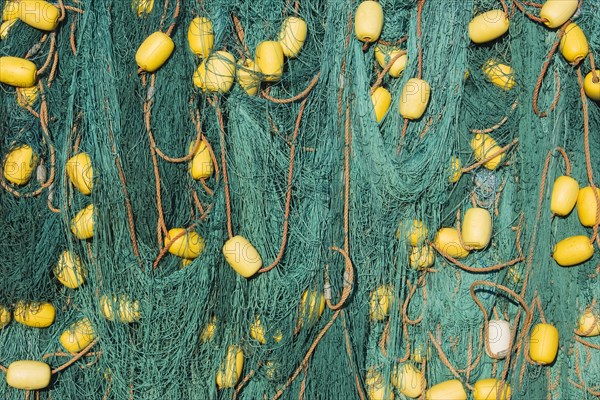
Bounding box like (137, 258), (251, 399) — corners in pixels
(461, 138), (519, 173)
(324, 247), (354, 310)
(51, 338), (99, 374)
(215, 97), (234, 239)
(370, 51), (407, 95)
(470, 100), (518, 134)
(261, 72), (321, 104)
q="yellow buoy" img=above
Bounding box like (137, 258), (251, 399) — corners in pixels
(6, 360), (51, 390)
(100, 295), (140, 323)
(374, 45), (408, 78)
(583, 71), (600, 101)
(0, 56), (37, 87)
(216, 345), (244, 389)
(54, 250), (87, 289)
(60, 318), (95, 353)
(222, 235), (263, 278)
(298, 289), (325, 327)
(193, 59), (207, 90)
(164, 228), (205, 259)
(550, 176), (579, 217)
(461, 207), (492, 250)
(366, 367), (394, 400)
(0, 305), (10, 329)
(529, 323), (559, 365)
(577, 310), (600, 337)
(255, 41), (284, 82)
(181, 259), (192, 269)
(470, 133), (504, 170)
(203, 51), (236, 93)
(16, 85), (39, 107)
(370, 285), (394, 321)
(17, 0), (60, 31)
(14, 301), (55, 328)
(448, 156), (462, 183)
(3, 1), (19, 20)
(278, 16), (307, 58)
(540, 0), (579, 29)
(187, 16), (213, 58)
(135, 31), (175, 72)
(482, 60), (515, 90)
(397, 219), (428, 246)
(3, 144), (38, 186)
(250, 315), (267, 345)
(468, 10), (509, 44)
(472, 378), (511, 400)
(434, 228), (469, 259)
(426, 379), (467, 400)
(576, 186), (600, 227)
(553, 236), (594, 267)
(70, 204), (95, 240)
(409, 245), (435, 270)
(100, 295), (116, 321)
(559, 23), (588, 64)
(354, 1), (383, 44)
(134, 0), (154, 17)
(188, 139), (214, 180)
(200, 316), (217, 342)
(236, 59), (262, 96)
(0, 19), (17, 40)
(399, 78), (431, 120)
(66, 152), (94, 195)
(370, 86), (391, 123)
(392, 363), (426, 398)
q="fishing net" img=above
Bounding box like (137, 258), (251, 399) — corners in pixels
(0, 0), (599, 399)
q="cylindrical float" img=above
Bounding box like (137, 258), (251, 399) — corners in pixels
(374, 45), (408, 78)
(470, 133), (504, 170)
(17, 0), (60, 31)
(559, 23), (588, 64)
(255, 41), (284, 82)
(60, 318), (95, 353)
(0, 57), (37, 87)
(188, 139), (214, 180)
(468, 10), (509, 44)
(0, 305), (11, 329)
(583, 72), (600, 101)
(370, 285), (394, 321)
(203, 51), (236, 93)
(216, 345), (244, 389)
(448, 156), (462, 183)
(391, 363), (426, 398)
(371, 86), (391, 123)
(529, 323), (559, 365)
(577, 310), (600, 337)
(487, 319), (511, 359)
(54, 250), (87, 289)
(14, 301), (55, 328)
(16, 86), (39, 107)
(70, 204), (95, 240)
(461, 207), (492, 250)
(278, 17), (307, 58)
(552, 236), (594, 266)
(482, 60), (515, 90)
(164, 228), (205, 259)
(6, 361), (51, 390)
(236, 59), (262, 96)
(135, 32), (175, 72)
(550, 176), (579, 216)
(540, 0), (579, 29)
(426, 379), (467, 400)
(298, 289), (325, 328)
(354, 1), (383, 43)
(3, 144), (38, 186)
(187, 17), (213, 58)
(576, 186), (600, 227)
(399, 78), (431, 120)
(66, 152), (94, 195)
(409, 245), (435, 270)
(366, 367), (394, 400)
(222, 235), (263, 277)
(434, 228), (469, 259)
(472, 378), (511, 400)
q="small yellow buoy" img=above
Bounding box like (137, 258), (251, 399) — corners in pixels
(370, 285), (394, 321)
(134, 0), (154, 17)
(577, 310), (600, 337)
(100, 295), (140, 323)
(17, 0), (60, 31)
(576, 186), (600, 227)
(0, 56), (37, 87)
(3, 144), (38, 186)
(434, 228), (469, 259)
(60, 318), (95, 353)
(255, 41), (284, 82)
(472, 378), (511, 400)
(374, 45), (408, 78)
(236, 59), (262, 96)
(426, 379), (467, 400)
(470, 133), (504, 170)
(559, 23), (588, 64)
(354, 1), (383, 44)
(54, 250), (87, 289)
(278, 16), (307, 58)
(539, 0), (579, 29)
(16, 85), (39, 107)
(200, 316), (217, 342)
(222, 235), (263, 278)
(412, 344), (430, 364)
(187, 17), (213, 58)
(164, 228), (205, 260)
(370, 86), (391, 123)
(391, 363), (426, 398)
(203, 51), (236, 93)
(482, 60), (515, 90)
(461, 207), (492, 250)
(0, 305), (11, 329)
(583, 71), (600, 101)
(70, 204), (95, 240)
(550, 176), (579, 217)
(188, 139), (214, 180)
(366, 367), (394, 400)
(2, 1), (19, 21)
(409, 245), (435, 270)
(135, 32), (175, 73)
(468, 10), (509, 44)
(448, 156), (462, 183)
(14, 301), (55, 328)
(399, 78), (431, 120)
(298, 289), (325, 327)
(250, 315), (267, 345)
(6, 360), (51, 390)
(553, 236), (594, 266)
(529, 323), (559, 365)
(216, 345), (244, 389)
(397, 219), (429, 246)
(0, 19), (17, 40)
(66, 152), (94, 195)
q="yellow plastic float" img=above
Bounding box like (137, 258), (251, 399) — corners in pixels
(369, 285), (394, 321)
(366, 367), (394, 400)
(374, 45), (408, 78)
(216, 345), (244, 389)
(461, 207), (492, 250)
(559, 23), (588, 64)
(70, 204), (95, 240)
(540, 0), (579, 29)
(223, 235), (263, 278)
(434, 228), (469, 259)
(135, 32), (175, 72)
(426, 379), (467, 400)
(0, 56), (37, 87)
(482, 60), (515, 90)
(354, 1), (383, 43)
(550, 176), (579, 216)
(298, 289), (325, 328)
(0, 305), (10, 329)
(468, 10), (509, 44)
(2, 1), (19, 21)
(472, 378), (511, 400)
(397, 219), (428, 246)
(583, 71), (600, 101)
(17, 0), (60, 31)
(60, 317), (95, 353)
(6, 360), (51, 390)
(54, 250), (87, 289)
(576, 186), (600, 227)
(236, 59), (262, 96)
(529, 323), (559, 364)
(200, 316), (217, 342)
(3, 144), (38, 185)
(66, 152), (94, 195)
(255, 41), (284, 82)
(577, 310), (600, 337)
(278, 16), (307, 58)
(135, 0), (154, 17)
(14, 301), (55, 328)
(448, 156), (462, 183)
(188, 17), (213, 58)
(188, 139), (214, 180)
(391, 363), (426, 398)
(399, 78), (431, 120)
(0, 19), (17, 39)
(470, 133), (504, 170)
(409, 245), (435, 270)
(100, 295), (141, 323)
(16, 86), (39, 107)
(370, 87), (391, 123)
(164, 228), (205, 259)
(203, 51), (236, 93)
(552, 236), (594, 266)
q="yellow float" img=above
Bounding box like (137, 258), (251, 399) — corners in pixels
(576, 186), (600, 227)
(222, 235), (262, 278)
(470, 133), (504, 170)
(366, 367), (394, 400)
(461, 207), (492, 250)
(203, 51), (236, 93)
(135, 32), (175, 72)
(0, 305), (10, 329)
(426, 379), (467, 400)
(583, 71), (600, 101)
(70, 204), (95, 240)
(472, 378), (511, 400)
(374, 45), (408, 78)
(370, 86), (391, 123)
(391, 363), (426, 398)
(0, 56), (37, 87)
(236, 59), (262, 96)
(54, 250), (87, 289)
(529, 323), (558, 365)
(278, 16), (307, 58)
(409, 245), (435, 269)
(434, 228), (469, 259)
(216, 345), (244, 389)
(399, 78), (431, 120)
(559, 23), (588, 64)
(17, 0), (60, 31)
(539, 0), (579, 29)
(482, 60), (515, 90)
(550, 176), (579, 217)
(6, 360), (51, 390)
(188, 17), (213, 58)
(370, 285), (394, 321)
(448, 156), (462, 183)
(552, 236), (594, 267)
(14, 301), (55, 328)
(577, 310), (600, 337)
(66, 152), (94, 195)
(298, 289), (325, 328)
(354, 1), (383, 43)
(16, 86), (39, 107)
(3, 144), (38, 186)
(188, 139), (214, 180)
(164, 228), (205, 259)
(60, 317), (95, 353)
(468, 10), (509, 44)
(255, 41), (284, 82)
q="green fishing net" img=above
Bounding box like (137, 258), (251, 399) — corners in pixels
(0, 0), (599, 399)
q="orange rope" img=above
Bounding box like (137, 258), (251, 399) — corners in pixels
(261, 72), (321, 104)
(416, 0), (425, 80)
(370, 51), (407, 95)
(52, 339), (99, 374)
(470, 100), (518, 134)
(215, 98), (234, 239)
(461, 138), (519, 173)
